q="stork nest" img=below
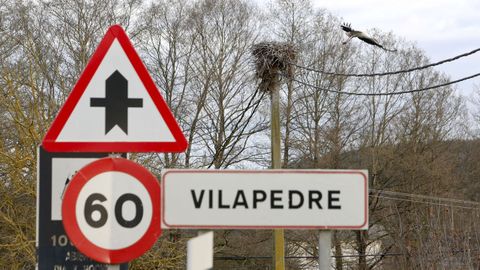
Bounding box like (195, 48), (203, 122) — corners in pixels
(251, 42), (297, 92)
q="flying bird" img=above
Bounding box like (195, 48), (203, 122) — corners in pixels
(341, 23), (397, 52)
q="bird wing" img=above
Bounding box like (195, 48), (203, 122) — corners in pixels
(341, 22), (353, 32)
(342, 23), (398, 52)
(357, 36), (384, 48)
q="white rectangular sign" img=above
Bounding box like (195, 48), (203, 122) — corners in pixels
(187, 232), (213, 270)
(162, 170), (368, 229)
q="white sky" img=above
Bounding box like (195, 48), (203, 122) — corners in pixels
(313, 0), (480, 97)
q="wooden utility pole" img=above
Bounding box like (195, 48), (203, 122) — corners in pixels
(252, 42), (297, 270)
(270, 77), (285, 270)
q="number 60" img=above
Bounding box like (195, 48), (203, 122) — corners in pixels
(84, 193), (143, 228)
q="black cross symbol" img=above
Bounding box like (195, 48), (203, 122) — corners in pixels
(90, 70), (143, 134)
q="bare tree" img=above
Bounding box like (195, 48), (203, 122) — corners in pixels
(0, 1), (476, 269)
(189, 0), (267, 169)
(0, 0), (143, 268)
(133, 0), (197, 171)
(267, 0), (315, 168)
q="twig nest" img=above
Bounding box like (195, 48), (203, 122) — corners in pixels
(252, 42), (297, 92)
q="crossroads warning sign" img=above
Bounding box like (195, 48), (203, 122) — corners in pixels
(42, 25), (187, 153)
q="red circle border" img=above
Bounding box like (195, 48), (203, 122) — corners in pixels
(62, 157), (161, 264)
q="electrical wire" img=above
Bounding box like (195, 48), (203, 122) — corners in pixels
(214, 253), (405, 260)
(371, 194), (480, 210)
(288, 72), (480, 96)
(214, 248), (478, 260)
(370, 189), (480, 206)
(290, 47), (480, 77)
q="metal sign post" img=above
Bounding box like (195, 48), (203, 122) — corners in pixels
(318, 231), (332, 270)
(187, 232), (214, 270)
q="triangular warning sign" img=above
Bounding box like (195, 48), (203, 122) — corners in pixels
(42, 25), (188, 153)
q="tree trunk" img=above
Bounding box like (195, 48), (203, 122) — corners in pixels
(356, 231), (368, 270)
(333, 231), (343, 270)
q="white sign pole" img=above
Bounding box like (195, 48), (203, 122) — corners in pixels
(318, 230), (332, 270)
(187, 231), (214, 270)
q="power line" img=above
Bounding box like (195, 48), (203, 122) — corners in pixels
(214, 253), (405, 260)
(290, 47), (480, 77)
(370, 189), (480, 206)
(214, 248), (478, 260)
(371, 194), (480, 210)
(289, 72), (480, 96)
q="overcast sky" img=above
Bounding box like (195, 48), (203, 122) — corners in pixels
(313, 0), (480, 97)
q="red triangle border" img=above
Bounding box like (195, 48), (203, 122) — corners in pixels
(42, 25), (188, 153)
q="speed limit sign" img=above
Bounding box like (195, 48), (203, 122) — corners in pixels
(62, 157), (161, 264)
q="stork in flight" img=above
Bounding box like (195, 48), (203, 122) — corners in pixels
(341, 23), (397, 52)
